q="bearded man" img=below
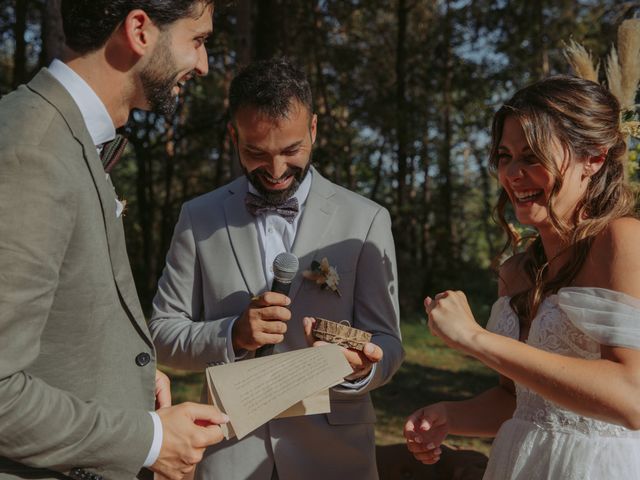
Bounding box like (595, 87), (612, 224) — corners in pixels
(0, 2), (227, 479)
(150, 57), (404, 480)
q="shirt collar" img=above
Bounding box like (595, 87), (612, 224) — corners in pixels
(48, 59), (116, 147)
(247, 167), (313, 208)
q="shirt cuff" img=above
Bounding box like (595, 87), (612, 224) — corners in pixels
(143, 411), (163, 468)
(339, 363), (377, 390)
(226, 316), (248, 361)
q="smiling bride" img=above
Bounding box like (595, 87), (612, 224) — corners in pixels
(404, 75), (640, 479)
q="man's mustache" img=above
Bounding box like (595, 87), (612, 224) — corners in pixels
(251, 167), (303, 181)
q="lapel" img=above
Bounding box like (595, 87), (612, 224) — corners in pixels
(289, 168), (338, 302)
(27, 69), (153, 347)
(223, 177), (267, 296)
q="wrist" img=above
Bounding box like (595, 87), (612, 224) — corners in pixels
(456, 326), (486, 356)
(231, 322), (244, 352)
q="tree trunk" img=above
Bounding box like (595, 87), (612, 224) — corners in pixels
(12, 0), (28, 87)
(42, 0), (64, 66)
(395, 0), (408, 215)
(235, 0), (252, 67)
(255, 0), (279, 60)
(438, 0), (454, 269)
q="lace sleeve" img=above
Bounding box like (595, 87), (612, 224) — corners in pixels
(486, 297), (519, 340)
(558, 287), (640, 350)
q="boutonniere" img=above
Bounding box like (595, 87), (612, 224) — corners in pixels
(303, 257), (341, 296)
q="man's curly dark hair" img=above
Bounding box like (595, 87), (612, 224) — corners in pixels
(229, 57), (314, 120)
(61, 0), (214, 54)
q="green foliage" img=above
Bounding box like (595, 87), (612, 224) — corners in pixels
(0, 0), (633, 311)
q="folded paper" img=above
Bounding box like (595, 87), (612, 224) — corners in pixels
(206, 344), (352, 439)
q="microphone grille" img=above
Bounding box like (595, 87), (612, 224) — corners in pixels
(273, 252), (299, 282)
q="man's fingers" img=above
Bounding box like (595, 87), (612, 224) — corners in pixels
(260, 332), (285, 345)
(303, 317), (316, 346)
(341, 347), (365, 366)
(186, 403), (229, 425)
(196, 423), (225, 447)
(252, 292), (291, 307)
(256, 306), (292, 322)
(260, 320), (288, 335)
(155, 369), (172, 409)
(362, 342), (383, 362)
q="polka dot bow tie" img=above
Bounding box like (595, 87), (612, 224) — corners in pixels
(245, 192), (299, 224)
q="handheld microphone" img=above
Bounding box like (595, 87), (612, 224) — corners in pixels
(255, 252), (299, 357)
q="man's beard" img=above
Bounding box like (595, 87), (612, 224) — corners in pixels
(243, 160), (311, 205)
(140, 36), (184, 116)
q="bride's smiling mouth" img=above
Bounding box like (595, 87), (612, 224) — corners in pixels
(513, 189), (544, 204)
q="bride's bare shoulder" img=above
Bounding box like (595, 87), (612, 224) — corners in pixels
(584, 217), (640, 297)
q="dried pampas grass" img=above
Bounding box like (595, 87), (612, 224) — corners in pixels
(563, 39), (599, 83)
(564, 19), (640, 112)
(607, 19), (640, 110)
(617, 19), (640, 108)
(606, 48), (625, 108)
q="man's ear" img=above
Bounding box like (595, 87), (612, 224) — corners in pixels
(122, 9), (159, 56)
(227, 122), (238, 146)
(309, 113), (318, 145)
(583, 151), (606, 178)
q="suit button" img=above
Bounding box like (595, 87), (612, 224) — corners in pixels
(135, 352), (151, 367)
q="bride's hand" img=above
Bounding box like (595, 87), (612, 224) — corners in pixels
(425, 290), (483, 352)
(404, 403), (448, 464)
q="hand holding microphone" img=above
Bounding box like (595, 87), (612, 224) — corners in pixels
(231, 253), (299, 355)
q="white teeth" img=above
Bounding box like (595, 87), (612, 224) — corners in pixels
(265, 177), (286, 185)
(514, 190), (542, 202)
(264, 176), (290, 185)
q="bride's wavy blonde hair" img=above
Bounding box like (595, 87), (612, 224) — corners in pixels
(489, 76), (636, 326)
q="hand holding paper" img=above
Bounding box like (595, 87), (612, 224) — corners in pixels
(206, 344), (352, 439)
(151, 403), (228, 479)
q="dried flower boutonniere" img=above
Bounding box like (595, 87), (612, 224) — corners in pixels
(303, 257), (341, 296)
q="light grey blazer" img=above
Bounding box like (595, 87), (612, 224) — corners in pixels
(0, 69), (156, 480)
(151, 169), (403, 480)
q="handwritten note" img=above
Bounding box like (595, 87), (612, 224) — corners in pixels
(206, 344), (352, 439)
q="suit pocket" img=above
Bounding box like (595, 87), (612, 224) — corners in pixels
(326, 398), (377, 425)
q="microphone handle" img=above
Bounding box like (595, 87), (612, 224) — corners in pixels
(271, 279), (292, 296)
(255, 344), (274, 358)
(255, 280), (292, 358)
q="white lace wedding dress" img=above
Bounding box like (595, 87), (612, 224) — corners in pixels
(483, 287), (640, 479)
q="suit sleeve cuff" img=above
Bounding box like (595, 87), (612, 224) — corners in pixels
(225, 316), (248, 362)
(338, 363), (377, 390)
(143, 411), (163, 468)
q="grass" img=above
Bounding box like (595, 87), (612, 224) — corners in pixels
(372, 320), (496, 455)
(164, 313), (498, 457)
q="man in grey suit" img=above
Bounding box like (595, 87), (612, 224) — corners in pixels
(0, 2), (228, 479)
(150, 58), (404, 479)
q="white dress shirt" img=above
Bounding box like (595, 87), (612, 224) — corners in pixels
(48, 59), (162, 468)
(251, 171), (312, 288)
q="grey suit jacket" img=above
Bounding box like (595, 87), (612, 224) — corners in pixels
(151, 169), (403, 479)
(0, 69), (156, 480)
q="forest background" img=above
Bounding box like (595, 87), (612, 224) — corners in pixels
(2, 0), (638, 314)
(1, 0), (639, 471)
